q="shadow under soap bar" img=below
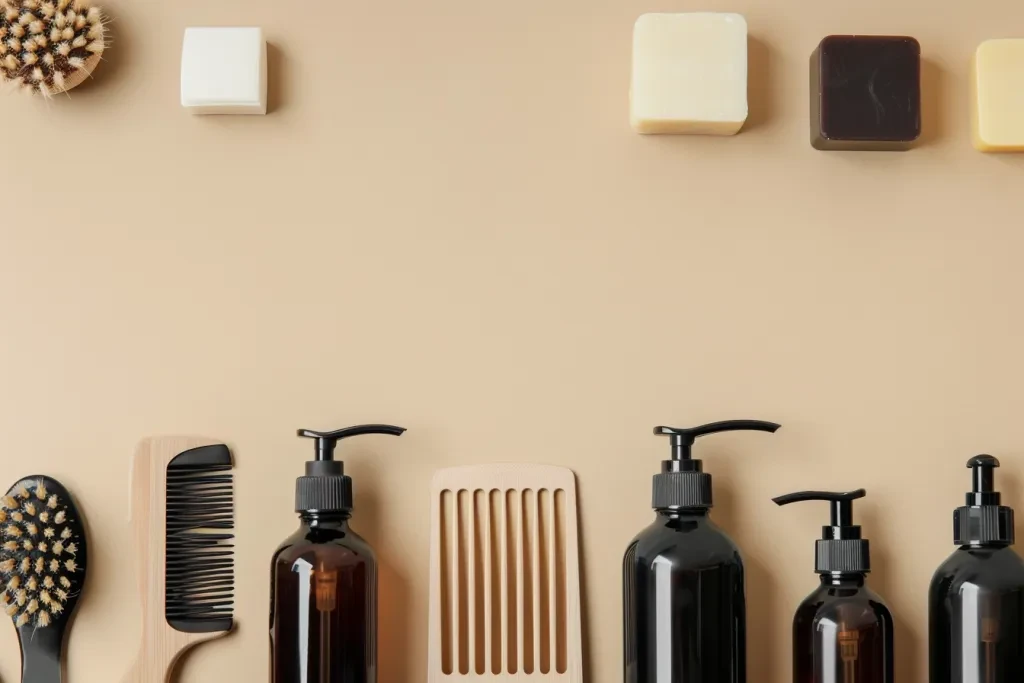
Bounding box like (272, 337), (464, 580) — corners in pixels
(811, 35), (921, 151)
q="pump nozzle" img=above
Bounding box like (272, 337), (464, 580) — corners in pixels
(654, 420), (781, 463)
(298, 425), (408, 462)
(955, 454), (1014, 546)
(650, 419), (780, 510)
(294, 424), (406, 514)
(966, 455), (1001, 506)
(773, 489), (866, 528)
(773, 489), (870, 574)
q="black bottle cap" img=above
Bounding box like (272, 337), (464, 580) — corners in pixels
(774, 489), (871, 574)
(295, 424), (406, 513)
(651, 420), (780, 509)
(954, 455), (1014, 546)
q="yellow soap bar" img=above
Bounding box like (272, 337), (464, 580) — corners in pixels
(630, 13), (748, 135)
(972, 39), (1024, 152)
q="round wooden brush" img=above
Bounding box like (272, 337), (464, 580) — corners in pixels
(0, 476), (87, 683)
(0, 0), (105, 95)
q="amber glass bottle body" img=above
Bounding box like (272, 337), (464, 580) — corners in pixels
(270, 512), (377, 683)
(623, 509), (746, 683)
(929, 545), (1024, 683)
(793, 574), (893, 683)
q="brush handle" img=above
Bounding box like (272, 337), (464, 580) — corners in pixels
(19, 625), (65, 683)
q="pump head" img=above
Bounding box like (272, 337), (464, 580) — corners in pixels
(774, 489), (870, 574)
(294, 424), (406, 513)
(955, 454), (1014, 546)
(650, 420), (780, 509)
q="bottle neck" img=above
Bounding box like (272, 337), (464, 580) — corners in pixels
(299, 510), (352, 530)
(961, 540), (1010, 550)
(656, 507), (710, 519)
(819, 572), (866, 588)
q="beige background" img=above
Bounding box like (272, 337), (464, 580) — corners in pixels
(2, 0), (1024, 680)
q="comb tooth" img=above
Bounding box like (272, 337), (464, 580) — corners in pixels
(532, 489), (540, 673)
(456, 489), (466, 675)
(446, 490), (457, 675)
(482, 489), (492, 675)
(499, 490), (508, 674)
(467, 489), (476, 675)
(515, 489), (524, 675)
(546, 489), (558, 672)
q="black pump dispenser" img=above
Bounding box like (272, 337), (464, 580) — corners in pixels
(652, 420), (781, 509)
(954, 454), (1014, 546)
(930, 454), (1024, 683)
(294, 424), (406, 513)
(272, 423), (406, 683)
(774, 489), (871, 574)
(778, 488), (894, 683)
(625, 419), (780, 683)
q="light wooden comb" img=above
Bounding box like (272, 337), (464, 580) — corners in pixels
(121, 436), (235, 683)
(428, 464), (583, 682)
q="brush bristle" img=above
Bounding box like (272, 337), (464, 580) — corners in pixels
(0, 480), (81, 629)
(0, 0), (104, 95)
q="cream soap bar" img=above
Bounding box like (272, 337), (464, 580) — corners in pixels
(631, 12), (748, 135)
(972, 39), (1024, 152)
(181, 27), (267, 115)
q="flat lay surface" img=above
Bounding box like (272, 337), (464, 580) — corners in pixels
(2, 0), (1024, 681)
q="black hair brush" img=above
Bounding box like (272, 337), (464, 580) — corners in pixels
(122, 437), (234, 683)
(1, 475), (87, 683)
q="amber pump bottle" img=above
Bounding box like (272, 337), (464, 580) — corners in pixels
(623, 419), (781, 683)
(774, 489), (894, 683)
(929, 455), (1024, 683)
(270, 424), (406, 683)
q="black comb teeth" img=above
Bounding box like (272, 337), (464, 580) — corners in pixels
(165, 445), (234, 634)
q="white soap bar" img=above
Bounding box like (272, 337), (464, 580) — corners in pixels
(631, 13), (748, 135)
(181, 27), (267, 115)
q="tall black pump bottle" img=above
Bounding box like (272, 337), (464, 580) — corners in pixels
(929, 455), (1024, 683)
(270, 424), (406, 683)
(774, 489), (894, 683)
(623, 419), (781, 683)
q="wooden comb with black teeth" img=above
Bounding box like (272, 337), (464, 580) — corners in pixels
(121, 436), (235, 683)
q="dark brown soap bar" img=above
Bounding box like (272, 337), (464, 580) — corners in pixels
(811, 35), (921, 151)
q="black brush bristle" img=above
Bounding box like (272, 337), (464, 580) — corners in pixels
(0, 476), (86, 631)
(165, 445), (234, 634)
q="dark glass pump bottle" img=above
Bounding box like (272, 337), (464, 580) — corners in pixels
(929, 455), (1024, 683)
(623, 419), (781, 683)
(774, 489), (894, 683)
(270, 425), (406, 683)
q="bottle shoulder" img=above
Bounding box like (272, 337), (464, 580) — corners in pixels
(627, 515), (743, 569)
(273, 524), (376, 568)
(931, 546), (1024, 594)
(796, 582), (892, 629)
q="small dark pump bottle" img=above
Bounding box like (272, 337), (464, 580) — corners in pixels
(270, 424), (406, 683)
(774, 489), (894, 683)
(623, 419), (781, 683)
(929, 455), (1024, 683)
